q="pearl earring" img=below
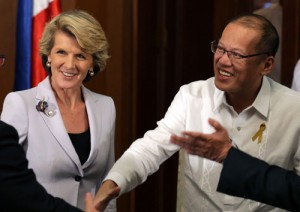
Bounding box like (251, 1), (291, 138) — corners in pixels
(46, 61), (51, 67)
(89, 69), (94, 76)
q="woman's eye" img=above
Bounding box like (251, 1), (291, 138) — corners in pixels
(77, 54), (86, 60)
(56, 50), (65, 55)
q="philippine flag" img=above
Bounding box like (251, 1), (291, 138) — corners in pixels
(14, 0), (61, 91)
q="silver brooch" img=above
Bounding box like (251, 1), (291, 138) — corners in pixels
(36, 98), (57, 117)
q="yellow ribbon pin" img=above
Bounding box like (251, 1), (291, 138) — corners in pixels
(252, 123), (266, 144)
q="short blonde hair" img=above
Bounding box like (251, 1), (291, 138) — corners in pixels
(39, 10), (109, 81)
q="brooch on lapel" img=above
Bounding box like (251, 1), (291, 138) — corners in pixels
(36, 97), (57, 117)
(252, 123), (266, 144)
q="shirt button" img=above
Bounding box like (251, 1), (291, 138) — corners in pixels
(237, 127), (241, 131)
(75, 176), (82, 181)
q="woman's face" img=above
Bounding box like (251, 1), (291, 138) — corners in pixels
(48, 31), (93, 91)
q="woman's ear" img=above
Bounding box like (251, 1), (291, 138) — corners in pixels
(261, 56), (275, 76)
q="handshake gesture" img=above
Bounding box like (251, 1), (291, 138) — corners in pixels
(85, 180), (120, 212)
(87, 118), (232, 212)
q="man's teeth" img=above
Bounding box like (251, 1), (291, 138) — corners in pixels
(63, 72), (76, 77)
(219, 70), (232, 77)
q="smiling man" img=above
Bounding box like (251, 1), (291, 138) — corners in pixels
(93, 13), (300, 212)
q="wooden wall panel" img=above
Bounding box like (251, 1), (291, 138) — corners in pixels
(0, 1), (17, 112)
(133, 1), (214, 211)
(281, 0), (300, 87)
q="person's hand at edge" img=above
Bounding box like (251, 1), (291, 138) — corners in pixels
(84, 192), (99, 212)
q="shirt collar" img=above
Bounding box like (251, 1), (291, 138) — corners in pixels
(213, 76), (270, 118)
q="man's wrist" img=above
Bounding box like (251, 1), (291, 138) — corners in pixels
(220, 143), (234, 163)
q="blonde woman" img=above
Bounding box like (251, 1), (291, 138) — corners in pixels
(1, 10), (116, 211)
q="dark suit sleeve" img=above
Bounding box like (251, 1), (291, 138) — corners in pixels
(217, 147), (300, 212)
(0, 121), (82, 212)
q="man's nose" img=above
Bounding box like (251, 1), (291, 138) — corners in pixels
(218, 51), (232, 65)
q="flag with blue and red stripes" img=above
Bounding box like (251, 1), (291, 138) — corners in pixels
(14, 0), (61, 91)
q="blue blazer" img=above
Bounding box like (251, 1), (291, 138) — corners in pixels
(217, 147), (300, 212)
(0, 120), (82, 212)
(1, 77), (116, 210)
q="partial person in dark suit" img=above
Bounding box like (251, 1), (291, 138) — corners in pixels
(171, 118), (300, 212)
(0, 55), (96, 212)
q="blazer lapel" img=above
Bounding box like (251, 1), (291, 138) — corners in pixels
(35, 77), (83, 174)
(81, 86), (102, 169)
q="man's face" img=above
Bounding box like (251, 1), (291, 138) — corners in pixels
(213, 22), (267, 97)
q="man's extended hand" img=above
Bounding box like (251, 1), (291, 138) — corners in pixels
(170, 118), (232, 163)
(93, 180), (120, 212)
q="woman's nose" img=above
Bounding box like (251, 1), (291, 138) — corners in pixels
(64, 56), (76, 68)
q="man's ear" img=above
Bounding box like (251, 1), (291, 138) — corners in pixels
(261, 56), (275, 76)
